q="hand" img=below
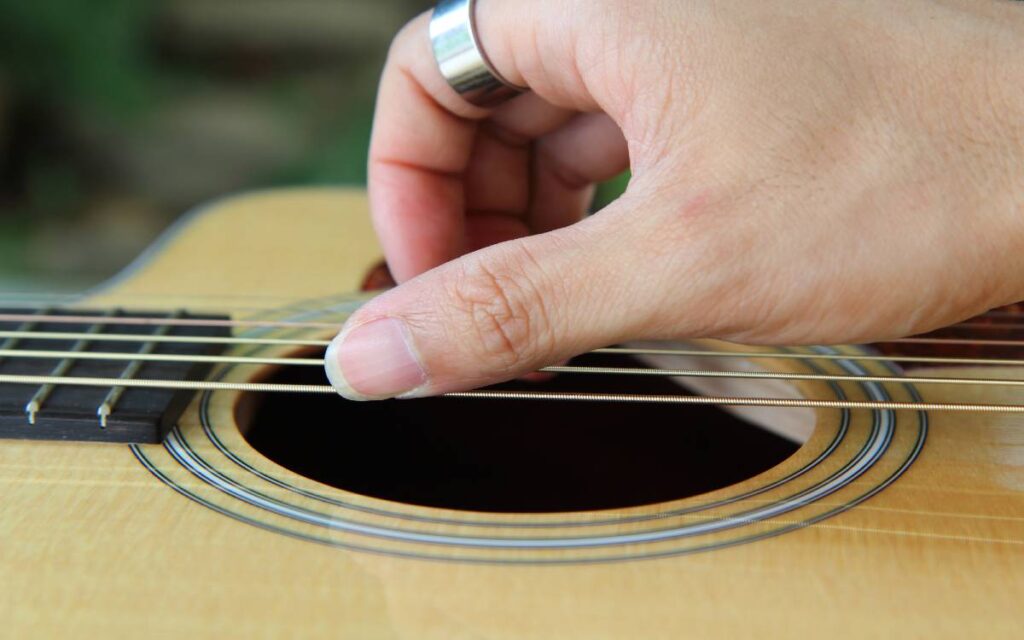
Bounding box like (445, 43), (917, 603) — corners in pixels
(325, 0), (1024, 400)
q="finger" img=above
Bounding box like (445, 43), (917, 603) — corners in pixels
(368, 13), (475, 282)
(461, 95), (580, 217)
(462, 100), (602, 250)
(463, 111), (630, 250)
(489, 93), (576, 141)
(461, 94), (583, 249)
(529, 112), (630, 233)
(462, 126), (530, 216)
(369, 2), (621, 282)
(463, 111), (629, 232)
(325, 193), (666, 400)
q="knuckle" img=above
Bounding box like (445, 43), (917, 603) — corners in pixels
(536, 143), (591, 191)
(443, 250), (554, 372)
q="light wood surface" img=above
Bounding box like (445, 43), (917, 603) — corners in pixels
(0, 187), (1021, 638)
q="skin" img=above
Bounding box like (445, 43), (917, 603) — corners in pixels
(324, 0), (1024, 401)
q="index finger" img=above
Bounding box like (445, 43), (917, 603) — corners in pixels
(367, 2), (604, 282)
(368, 12), (479, 282)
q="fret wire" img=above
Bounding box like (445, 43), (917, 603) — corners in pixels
(0, 331), (22, 364)
(0, 308), (52, 366)
(96, 310), (183, 428)
(25, 310), (117, 425)
(1, 373), (1023, 413)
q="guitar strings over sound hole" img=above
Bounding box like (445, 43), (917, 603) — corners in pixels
(239, 351), (802, 513)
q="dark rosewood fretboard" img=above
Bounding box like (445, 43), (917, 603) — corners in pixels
(0, 308), (228, 444)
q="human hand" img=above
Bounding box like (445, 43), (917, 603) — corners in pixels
(326, 0), (1024, 400)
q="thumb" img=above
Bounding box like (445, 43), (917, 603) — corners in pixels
(325, 203), (655, 400)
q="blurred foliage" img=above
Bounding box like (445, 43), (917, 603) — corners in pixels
(594, 171), (630, 211)
(0, 218), (30, 273)
(0, 0), (157, 117)
(0, 0), (628, 288)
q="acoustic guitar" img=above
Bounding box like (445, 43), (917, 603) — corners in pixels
(0, 188), (1020, 638)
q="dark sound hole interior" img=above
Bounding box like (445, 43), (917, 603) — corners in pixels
(241, 351), (801, 513)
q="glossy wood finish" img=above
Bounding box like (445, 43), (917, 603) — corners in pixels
(0, 188), (1020, 638)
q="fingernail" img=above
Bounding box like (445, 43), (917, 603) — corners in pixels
(325, 317), (427, 400)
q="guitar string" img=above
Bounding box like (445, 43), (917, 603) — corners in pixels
(5, 345), (1024, 391)
(9, 329), (1024, 368)
(943, 322), (1024, 331)
(9, 314), (1020, 531)
(0, 301), (1022, 329)
(7, 312), (1024, 347)
(893, 337), (1024, 347)
(5, 348), (1024, 392)
(4, 300), (1021, 536)
(3, 314), (1024, 413)
(2, 294), (1018, 322)
(4, 332), (1024, 409)
(0, 312), (342, 330)
(0, 329), (330, 348)
(1, 373), (1023, 413)
(0, 305), (1015, 540)
(0, 292), (372, 307)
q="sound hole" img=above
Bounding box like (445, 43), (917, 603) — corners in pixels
(240, 351), (801, 513)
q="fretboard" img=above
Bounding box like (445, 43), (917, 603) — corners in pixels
(0, 308), (229, 444)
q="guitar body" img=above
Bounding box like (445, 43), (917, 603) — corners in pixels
(0, 188), (1020, 638)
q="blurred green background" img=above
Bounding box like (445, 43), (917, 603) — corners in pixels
(0, 0), (627, 292)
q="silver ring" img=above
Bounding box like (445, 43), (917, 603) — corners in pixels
(430, 0), (528, 107)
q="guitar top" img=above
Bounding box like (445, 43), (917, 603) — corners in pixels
(0, 188), (1020, 638)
